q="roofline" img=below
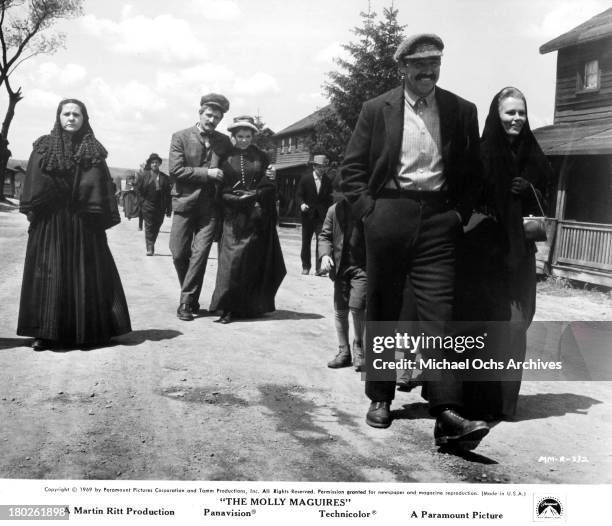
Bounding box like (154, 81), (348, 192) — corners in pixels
(540, 33), (611, 54)
(273, 104), (332, 138)
(273, 127), (314, 139)
(540, 8), (612, 54)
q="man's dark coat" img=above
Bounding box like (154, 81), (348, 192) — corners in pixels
(296, 171), (333, 224)
(168, 126), (232, 213)
(341, 85), (481, 223)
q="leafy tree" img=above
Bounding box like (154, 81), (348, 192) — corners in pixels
(252, 114), (275, 157)
(304, 106), (351, 163)
(314, 3), (405, 160)
(0, 0), (83, 201)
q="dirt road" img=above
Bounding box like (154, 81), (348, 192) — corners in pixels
(1, 207), (611, 483)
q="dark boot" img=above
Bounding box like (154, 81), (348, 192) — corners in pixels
(32, 338), (52, 351)
(177, 303), (193, 321)
(366, 401), (392, 428)
(219, 311), (233, 324)
(434, 409), (489, 449)
(327, 345), (352, 368)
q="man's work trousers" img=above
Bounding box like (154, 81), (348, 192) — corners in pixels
(170, 204), (219, 307)
(300, 212), (323, 272)
(363, 193), (464, 413)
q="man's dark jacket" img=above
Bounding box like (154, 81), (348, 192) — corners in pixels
(296, 171), (333, 223)
(341, 85), (482, 223)
(318, 198), (366, 281)
(169, 125), (232, 213)
(136, 170), (172, 217)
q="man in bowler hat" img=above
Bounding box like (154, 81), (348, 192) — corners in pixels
(341, 34), (488, 448)
(296, 154), (333, 275)
(136, 152), (172, 256)
(169, 93), (232, 321)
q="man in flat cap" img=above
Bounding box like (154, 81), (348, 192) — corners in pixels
(341, 34), (488, 448)
(169, 93), (233, 321)
(296, 154), (334, 275)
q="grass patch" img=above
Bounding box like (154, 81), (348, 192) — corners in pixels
(537, 275), (612, 304)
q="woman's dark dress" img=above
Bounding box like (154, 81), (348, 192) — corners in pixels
(457, 94), (551, 420)
(122, 175), (141, 219)
(17, 150), (131, 346)
(209, 145), (286, 317)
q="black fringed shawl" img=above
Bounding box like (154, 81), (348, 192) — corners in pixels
(19, 99), (119, 229)
(480, 91), (552, 270)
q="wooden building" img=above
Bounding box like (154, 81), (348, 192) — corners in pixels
(533, 7), (612, 286)
(2, 159), (26, 199)
(272, 106), (330, 220)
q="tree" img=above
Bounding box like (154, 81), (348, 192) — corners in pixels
(0, 0), (83, 201)
(316, 3), (406, 160)
(252, 114), (275, 157)
(304, 106), (351, 163)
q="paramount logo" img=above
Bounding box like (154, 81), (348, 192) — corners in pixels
(534, 496), (565, 522)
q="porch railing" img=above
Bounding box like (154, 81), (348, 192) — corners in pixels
(553, 220), (612, 272)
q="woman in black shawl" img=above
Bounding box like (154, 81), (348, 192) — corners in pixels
(209, 115), (286, 323)
(457, 87), (551, 420)
(17, 99), (131, 350)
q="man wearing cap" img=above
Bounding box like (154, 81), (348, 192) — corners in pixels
(169, 93), (233, 321)
(136, 153), (172, 256)
(296, 154), (333, 275)
(341, 34), (488, 448)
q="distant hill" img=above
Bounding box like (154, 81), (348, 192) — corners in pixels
(7, 159), (169, 181)
(8, 159), (27, 171)
(109, 166), (136, 180)
(111, 158), (169, 181)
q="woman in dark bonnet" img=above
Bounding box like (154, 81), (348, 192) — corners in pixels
(209, 115), (286, 323)
(457, 87), (552, 420)
(17, 98), (131, 350)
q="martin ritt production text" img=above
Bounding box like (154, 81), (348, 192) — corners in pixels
(72, 506), (174, 517)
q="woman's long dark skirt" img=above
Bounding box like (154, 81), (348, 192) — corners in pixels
(458, 251), (536, 421)
(122, 191), (140, 219)
(17, 207), (131, 346)
(210, 209), (286, 317)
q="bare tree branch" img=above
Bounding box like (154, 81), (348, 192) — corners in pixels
(1, 0), (82, 73)
(0, 0), (83, 200)
(0, 1), (9, 84)
(6, 50), (41, 75)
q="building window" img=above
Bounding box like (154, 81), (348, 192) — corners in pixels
(291, 136), (298, 151)
(281, 137), (287, 154)
(581, 60), (599, 91)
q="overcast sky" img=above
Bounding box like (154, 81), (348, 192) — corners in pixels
(3, 0), (610, 168)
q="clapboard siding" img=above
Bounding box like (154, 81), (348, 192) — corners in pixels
(554, 37), (612, 124)
(275, 150), (310, 164)
(274, 132), (312, 165)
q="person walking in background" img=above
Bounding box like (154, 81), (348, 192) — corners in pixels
(17, 98), (131, 350)
(169, 93), (232, 321)
(209, 116), (286, 324)
(121, 170), (141, 222)
(456, 86), (552, 421)
(318, 196), (367, 371)
(136, 153), (172, 256)
(296, 154), (333, 276)
(341, 33), (487, 449)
